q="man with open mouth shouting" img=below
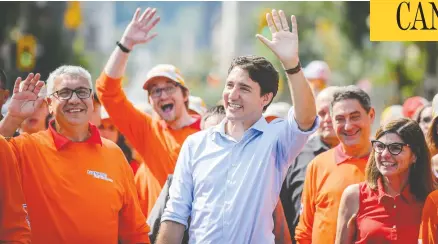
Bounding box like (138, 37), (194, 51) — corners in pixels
(96, 8), (201, 217)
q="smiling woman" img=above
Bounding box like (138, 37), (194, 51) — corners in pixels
(335, 118), (435, 244)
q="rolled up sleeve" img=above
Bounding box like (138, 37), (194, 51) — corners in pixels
(277, 107), (319, 168)
(161, 138), (193, 228)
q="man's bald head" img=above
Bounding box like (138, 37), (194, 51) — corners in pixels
(315, 86), (340, 148)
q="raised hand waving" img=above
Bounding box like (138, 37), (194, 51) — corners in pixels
(8, 73), (45, 120)
(256, 9), (300, 70)
(120, 8), (161, 50)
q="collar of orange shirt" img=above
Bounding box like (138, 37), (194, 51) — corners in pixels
(48, 119), (102, 150)
(334, 144), (370, 165)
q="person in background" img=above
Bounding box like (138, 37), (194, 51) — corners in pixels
(303, 60), (331, 97)
(0, 69), (10, 121)
(416, 104), (433, 137)
(188, 95), (207, 117)
(402, 96), (429, 120)
(380, 105), (404, 126)
(336, 118), (434, 243)
(427, 94), (438, 178)
(295, 86), (374, 244)
(90, 93), (102, 126)
(96, 8), (201, 218)
(280, 86), (340, 243)
(263, 102), (291, 122)
(18, 85), (49, 135)
(0, 68), (150, 244)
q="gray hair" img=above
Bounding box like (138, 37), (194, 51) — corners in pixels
(46, 65), (93, 95)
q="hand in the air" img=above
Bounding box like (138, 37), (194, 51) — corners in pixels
(256, 9), (300, 69)
(120, 8), (161, 50)
(8, 73), (45, 120)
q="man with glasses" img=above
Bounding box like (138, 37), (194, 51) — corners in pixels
(296, 85), (375, 244)
(0, 66), (150, 243)
(96, 8), (200, 217)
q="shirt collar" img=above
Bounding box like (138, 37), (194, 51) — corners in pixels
(211, 116), (269, 137)
(377, 177), (416, 204)
(334, 144), (370, 165)
(48, 120), (103, 150)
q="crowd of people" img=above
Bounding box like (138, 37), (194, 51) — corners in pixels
(1, 7), (438, 244)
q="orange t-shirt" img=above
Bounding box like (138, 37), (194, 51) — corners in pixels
(0, 136), (31, 243)
(295, 144), (369, 244)
(420, 190), (438, 244)
(135, 163), (163, 216)
(8, 122), (150, 244)
(96, 73), (200, 216)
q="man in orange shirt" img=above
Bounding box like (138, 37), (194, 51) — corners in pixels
(0, 136), (31, 243)
(0, 68), (149, 244)
(96, 8), (200, 216)
(295, 85), (375, 244)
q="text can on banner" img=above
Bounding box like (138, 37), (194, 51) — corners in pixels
(370, 0), (438, 41)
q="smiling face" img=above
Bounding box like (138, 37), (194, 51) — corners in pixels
(332, 98), (375, 148)
(222, 67), (271, 123)
(373, 133), (416, 178)
(147, 77), (188, 122)
(47, 74), (94, 127)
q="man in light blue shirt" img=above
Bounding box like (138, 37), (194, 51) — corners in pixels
(157, 9), (318, 244)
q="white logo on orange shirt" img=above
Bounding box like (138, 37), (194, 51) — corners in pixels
(87, 170), (113, 182)
(23, 204), (31, 229)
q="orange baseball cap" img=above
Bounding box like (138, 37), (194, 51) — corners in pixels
(143, 64), (187, 90)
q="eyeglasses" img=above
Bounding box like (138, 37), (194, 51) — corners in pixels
(149, 84), (178, 98)
(421, 116), (432, 124)
(51, 88), (92, 100)
(371, 140), (409, 156)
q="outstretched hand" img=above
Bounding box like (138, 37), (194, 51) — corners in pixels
(256, 9), (300, 69)
(120, 8), (161, 50)
(8, 73), (45, 121)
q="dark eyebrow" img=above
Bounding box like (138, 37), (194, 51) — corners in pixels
(350, 111), (361, 116)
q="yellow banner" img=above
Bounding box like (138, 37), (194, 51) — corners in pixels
(370, 0), (438, 41)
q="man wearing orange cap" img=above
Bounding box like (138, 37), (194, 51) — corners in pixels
(96, 8), (201, 217)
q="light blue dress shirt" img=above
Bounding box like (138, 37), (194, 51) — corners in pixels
(161, 107), (319, 243)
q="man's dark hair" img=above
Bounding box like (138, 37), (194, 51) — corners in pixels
(202, 105), (226, 123)
(0, 69), (7, 90)
(330, 85), (372, 114)
(227, 55), (279, 111)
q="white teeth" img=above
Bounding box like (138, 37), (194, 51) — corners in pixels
(382, 162), (396, 167)
(229, 103), (242, 109)
(67, 109), (82, 113)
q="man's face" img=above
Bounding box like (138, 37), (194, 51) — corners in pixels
(90, 102), (102, 126)
(222, 67), (271, 122)
(316, 96), (336, 142)
(147, 77), (188, 122)
(48, 74), (93, 127)
(20, 101), (49, 134)
(331, 99), (375, 149)
(98, 119), (119, 143)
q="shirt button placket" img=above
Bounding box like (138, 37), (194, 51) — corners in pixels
(223, 144), (235, 239)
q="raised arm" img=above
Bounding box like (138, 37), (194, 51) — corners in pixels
(257, 9), (316, 131)
(0, 73), (44, 137)
(335, 184), (359, 244)
(96, 8), (160, 163)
